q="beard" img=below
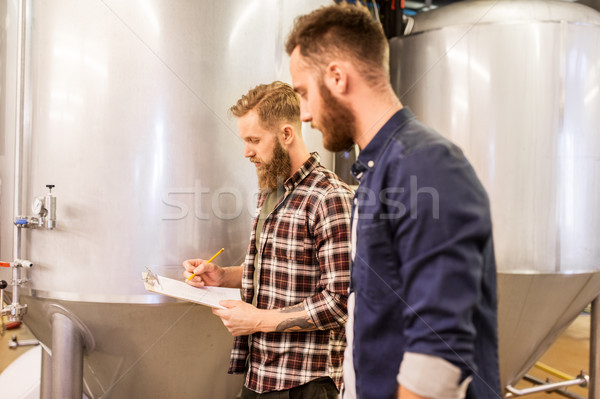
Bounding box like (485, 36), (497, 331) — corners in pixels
(314, 82), (356, 153)
(252, 138), (292, 191)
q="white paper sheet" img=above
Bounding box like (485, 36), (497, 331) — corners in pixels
(142, 271), (241, 309)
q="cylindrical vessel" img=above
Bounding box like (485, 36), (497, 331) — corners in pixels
(2, 0), (330, 302)
(390, 0), (600, 390)
(0, 1), (330, 397)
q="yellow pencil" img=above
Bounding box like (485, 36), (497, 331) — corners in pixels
(186, 248), (224, 282)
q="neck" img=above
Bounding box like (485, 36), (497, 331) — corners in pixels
(288, 142), (311, 178)
(352, 86), (403, 150)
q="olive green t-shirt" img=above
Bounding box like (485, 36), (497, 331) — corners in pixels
(252, 188), (284, 306)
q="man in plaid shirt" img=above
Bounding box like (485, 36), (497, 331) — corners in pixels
(183, 81), (352, 398)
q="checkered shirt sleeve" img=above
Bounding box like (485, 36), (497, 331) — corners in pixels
(228, 153), (352, 393)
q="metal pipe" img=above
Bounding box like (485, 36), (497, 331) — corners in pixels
(13, 0), (27, 259)
(505, 374), (588, 397)
(9, 0), (27, 320)
(9, 335), (39, 349)
(51, 312), (84, 399)
(591, 296), (600, 399)
(11, 256), (21, 308)
(40, 347), (52, 399)
(521, 375), (587, 399)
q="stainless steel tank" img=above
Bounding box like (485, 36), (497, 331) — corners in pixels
(389, 0), (600, 391)
(0, 1), (330, 398)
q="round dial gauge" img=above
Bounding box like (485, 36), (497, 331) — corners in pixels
(32, 197), (45, 215)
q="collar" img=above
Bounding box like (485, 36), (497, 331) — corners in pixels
(283, 152), (321, 193)
(351, 107), (415, 181)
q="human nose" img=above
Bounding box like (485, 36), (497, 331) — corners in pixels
(300, 102), (312, 123)
(244, 144), (255, 158)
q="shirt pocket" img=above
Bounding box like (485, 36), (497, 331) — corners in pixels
(272, 208), (313, 265)
(354, 219), (401, 302)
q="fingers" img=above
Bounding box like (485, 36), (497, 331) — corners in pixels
(182, 259), (202, 272)
(182, 259), (208, 283)
(219, 300), (241, 308)
(187, 279), (206, 288)
(212, 307), (225, 316)
(184, 272), (206, 287)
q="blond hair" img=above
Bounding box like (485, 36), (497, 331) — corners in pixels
(230, 81), (300, 131)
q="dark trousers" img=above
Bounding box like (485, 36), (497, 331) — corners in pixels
(241, 377), (339, 399)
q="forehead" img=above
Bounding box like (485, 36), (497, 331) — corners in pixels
(237, 111), (273, 138)
(289, 48), (315, 88)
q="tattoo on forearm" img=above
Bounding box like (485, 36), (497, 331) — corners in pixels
(279, 303), (305, 313)
(276, 316), (316, 332)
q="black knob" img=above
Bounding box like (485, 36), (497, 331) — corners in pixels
(46, 184), (55, 192)
(0, 280), (7, 289)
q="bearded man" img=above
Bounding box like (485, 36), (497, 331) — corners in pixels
(286, 4), (500, 399)
(182, 81), (353, 398)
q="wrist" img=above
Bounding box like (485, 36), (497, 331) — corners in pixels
(255, 309), (281, 333)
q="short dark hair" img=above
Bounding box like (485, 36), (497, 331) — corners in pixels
(230, 81), (300, 131)
(285, 3), (389, 84)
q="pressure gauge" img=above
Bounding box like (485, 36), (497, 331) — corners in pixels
(32, 197), (47, 217)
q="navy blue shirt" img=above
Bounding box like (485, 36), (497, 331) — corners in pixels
(350, 108), (501, 398)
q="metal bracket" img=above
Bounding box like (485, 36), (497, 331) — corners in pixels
(143, 267), (162, 289)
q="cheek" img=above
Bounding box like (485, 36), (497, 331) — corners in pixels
(258, 146), (273, 163)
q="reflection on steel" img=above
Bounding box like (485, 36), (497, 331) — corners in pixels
(0, 1), (331, 397)
(390, 0), (600, 393)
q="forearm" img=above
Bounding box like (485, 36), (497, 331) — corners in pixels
(221, 265), (243, 288)
(258, 303), (318, 333)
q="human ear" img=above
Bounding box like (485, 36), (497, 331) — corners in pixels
(281, 125), (295, 145)
(325, 62), (348, 94)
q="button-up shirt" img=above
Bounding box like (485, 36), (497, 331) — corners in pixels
(347, 108), (501, 398)
(229, 152), (353, 394)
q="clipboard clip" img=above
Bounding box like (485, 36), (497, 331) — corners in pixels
(143, 267), (162, 289)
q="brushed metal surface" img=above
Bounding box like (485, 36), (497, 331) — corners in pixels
(390, 0), (600, 390)
(392, 1), (600, 275)
(23, 296), (244, 399)
(1, 0), (332, 302)
(0, 1), (331, 398)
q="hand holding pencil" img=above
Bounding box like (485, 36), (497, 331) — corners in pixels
(183, 248), (225, 287)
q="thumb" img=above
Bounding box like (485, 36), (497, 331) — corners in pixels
(219, 300), (242, 309)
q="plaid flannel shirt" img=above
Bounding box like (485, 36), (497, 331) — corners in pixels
(228, 153), (352, 393)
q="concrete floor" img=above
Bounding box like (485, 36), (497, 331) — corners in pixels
(0, 308), (593, 398)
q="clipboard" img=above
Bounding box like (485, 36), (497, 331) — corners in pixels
(142, 267), (241, 309)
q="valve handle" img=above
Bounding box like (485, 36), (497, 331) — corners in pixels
(46, 184), (55, 192)
(0, 262), (11, 268)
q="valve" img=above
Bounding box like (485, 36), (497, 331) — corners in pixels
(18, 184), (57, 229)
(0, 260), (31, 323)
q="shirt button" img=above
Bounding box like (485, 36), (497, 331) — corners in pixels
(368, 160), (375, 168)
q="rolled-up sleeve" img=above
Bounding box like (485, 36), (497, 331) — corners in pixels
(396, 144), (493, 379)
(304, 187), (353, 330)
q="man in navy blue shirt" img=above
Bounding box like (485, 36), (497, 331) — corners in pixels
(286, 4), (501, 399)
